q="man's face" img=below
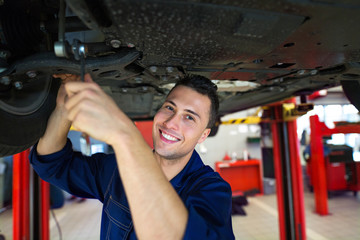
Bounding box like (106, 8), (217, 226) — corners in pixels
(152, 85), (211, 161)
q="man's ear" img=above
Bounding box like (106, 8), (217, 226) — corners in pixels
(198, 128), (211, 144)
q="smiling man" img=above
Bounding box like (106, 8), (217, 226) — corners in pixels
(30, 74), (235, 239)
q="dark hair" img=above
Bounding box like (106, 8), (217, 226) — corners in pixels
(169, 74), (219, 128)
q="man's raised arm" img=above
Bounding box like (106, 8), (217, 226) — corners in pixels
(37, 74), (80, 155)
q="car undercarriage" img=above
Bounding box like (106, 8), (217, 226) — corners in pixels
(0, 0), (360, 156)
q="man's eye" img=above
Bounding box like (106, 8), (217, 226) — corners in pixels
(186, 115), (194, 121)
(165, 105), (174, 111)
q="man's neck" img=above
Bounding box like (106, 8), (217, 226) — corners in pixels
(154, 151), (193, 181)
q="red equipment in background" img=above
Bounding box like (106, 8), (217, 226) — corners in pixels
(135, 120), (154, 148)
(306, 144), (360, 194)
(215, 159), (264, 195)
(309, 115), (360, 215)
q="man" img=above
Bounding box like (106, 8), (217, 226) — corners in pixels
(30, 73), (234, 239)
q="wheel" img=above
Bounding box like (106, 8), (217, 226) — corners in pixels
(0, 75), (60, 157)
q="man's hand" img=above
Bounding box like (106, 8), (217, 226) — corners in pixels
(63, 73), (137, 145)
(37, 74), (81, 155)
(53, 74), (81, 108)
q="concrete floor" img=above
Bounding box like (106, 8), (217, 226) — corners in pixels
(1, 189), (359, 239)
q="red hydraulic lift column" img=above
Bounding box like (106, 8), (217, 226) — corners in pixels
(40, 180), (50, 240)
(12, 149), (50, 240)
(309, 115), (328, 215)
(269, 101), (306, 240)
(13, 149), (30, 240)
(288, 119), (306, 239)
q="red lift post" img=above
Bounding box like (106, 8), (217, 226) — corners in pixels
(13, 149), (30, 240)
(40, 180), (50, 240)
(309, 115), (360, 215)
(12, 149), (50, 240)
(269, 101), (306, 240)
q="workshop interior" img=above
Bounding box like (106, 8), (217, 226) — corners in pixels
(0, 0), (360, 239)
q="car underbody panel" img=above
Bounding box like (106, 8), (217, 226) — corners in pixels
(0, 0), (360, 155)
(2, 0), (360, 117)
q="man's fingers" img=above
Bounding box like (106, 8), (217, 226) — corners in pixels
(64, 80), (103, 124)
(84, 73), (94, 83)
(64, 74), (97, 96)
(64, 87), (98, 112)
(65, 97), (104, 137)
(53, 74), (81, 83)
(66, 100), (88, 123)
(53, 73), (95, 85)
(64, 80), (100, 98)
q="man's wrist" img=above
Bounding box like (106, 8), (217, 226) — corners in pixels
(109, 123), (145, 152)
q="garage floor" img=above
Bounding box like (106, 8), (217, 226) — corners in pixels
(0, 190), (359, 239)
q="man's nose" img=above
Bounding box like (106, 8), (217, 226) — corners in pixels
(164, 113), (180, 130)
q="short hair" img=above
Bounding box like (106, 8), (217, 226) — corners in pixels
(169, 74), (219, 128)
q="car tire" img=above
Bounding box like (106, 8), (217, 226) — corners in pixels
(0, 76), (60, 157)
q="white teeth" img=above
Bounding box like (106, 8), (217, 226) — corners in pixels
(162, 132), (178, 141)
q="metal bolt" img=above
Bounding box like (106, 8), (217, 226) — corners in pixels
(135, 77), (143, 83)
(0, 76), (10, 85)
(0, 51), (10, 59)
(274, 78), (283, 83)
(310, 70), (318, 75)
(78, 45), (86, 57)
(110, 39), (121, 48)
(122, 88), (128, 93)
(298, 70), (306, 75)
(54, 41), (68, 58)
(26, 71), (37, 78)
(166, 67), (174, 73)
(253, 59), (263, 64)
(127, 43), (135, 48)
(39, 22), (46, 33)
(149, 66), (157, 73)
(14, 81), (23, 90)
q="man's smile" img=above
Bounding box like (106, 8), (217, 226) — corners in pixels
(159, 129), (181, 143)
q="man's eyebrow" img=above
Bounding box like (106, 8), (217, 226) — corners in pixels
(186, 109), (201, 119)
(166, 100), (201, 119)
(165, 100), (175, 105)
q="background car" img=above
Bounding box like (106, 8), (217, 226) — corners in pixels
(0, 0), (359, 156)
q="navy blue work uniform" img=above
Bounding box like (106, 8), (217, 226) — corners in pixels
(30, 139), (235, 239)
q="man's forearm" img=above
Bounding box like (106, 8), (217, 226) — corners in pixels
(37, 107), (71, 155)
(112, 132), (188, 240)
